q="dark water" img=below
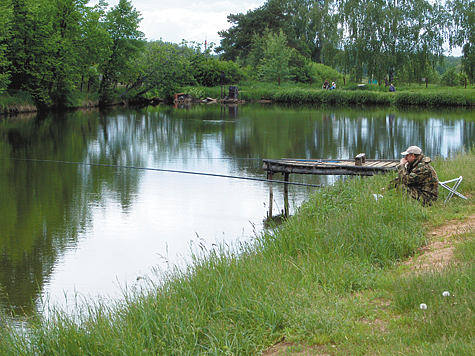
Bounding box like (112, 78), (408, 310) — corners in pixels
(1, 104), (474, 317)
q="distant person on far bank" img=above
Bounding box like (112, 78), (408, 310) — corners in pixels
(385, 145), (439, 205)
(322, 80), (329, 90)
(331, 82), (336, 90)
(389, 83), (396, 92)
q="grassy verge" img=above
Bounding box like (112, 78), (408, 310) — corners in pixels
(184, 83), (475, 107)
(1, 149), (475, 355)
(0, 91), (37, 114)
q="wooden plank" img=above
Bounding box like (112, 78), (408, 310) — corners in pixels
(262, 157), (398, 177)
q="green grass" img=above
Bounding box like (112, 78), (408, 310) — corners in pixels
(181, 82), (475, 107)
(1, 149), (475, 355)
(0, 91), (36, 114)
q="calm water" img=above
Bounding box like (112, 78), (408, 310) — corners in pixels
(1, 104), (474, 317)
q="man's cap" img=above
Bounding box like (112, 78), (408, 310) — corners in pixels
(401, 145), (422, 155)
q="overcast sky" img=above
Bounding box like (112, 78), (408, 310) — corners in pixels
(89, 0), (266, 50)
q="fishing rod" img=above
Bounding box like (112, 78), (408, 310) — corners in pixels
(5, 157), (321, 188)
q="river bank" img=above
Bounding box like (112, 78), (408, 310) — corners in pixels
(1, 147), (474, 355)
(2, 84), (475, 116)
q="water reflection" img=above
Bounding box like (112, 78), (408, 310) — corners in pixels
(0, 104), (474, 317)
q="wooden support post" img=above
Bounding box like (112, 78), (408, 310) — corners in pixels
(267, 171), (273, 219)
(355, 153), (366, 166)
(284, 172), (289, 217)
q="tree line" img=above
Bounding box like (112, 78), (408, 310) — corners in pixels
(217, 0), (474, 85)
(0, 0), (246, 109)
(0, 0), (473, 110)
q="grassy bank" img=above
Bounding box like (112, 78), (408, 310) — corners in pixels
(0, 91), (100, 115)
(1, 150), (475, 355)
(185, 83), (475, 107)
(0, 91), (37, 115)
(2, 84), (475, 114)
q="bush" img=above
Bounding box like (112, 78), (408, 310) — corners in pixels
(193, 58), (247, 87)
(310, 63), (344, 88)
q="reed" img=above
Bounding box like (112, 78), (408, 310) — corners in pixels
(191, 83), (475, 107)
(0, 91), (36, 114)
(1, 149), (475, 355)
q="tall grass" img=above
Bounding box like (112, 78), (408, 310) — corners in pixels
(0, 91), (36, 114)
(1, 149), (475, 355)
(187, 83), (475, 107)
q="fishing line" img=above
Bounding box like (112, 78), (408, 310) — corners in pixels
(4, 157), (321, 188)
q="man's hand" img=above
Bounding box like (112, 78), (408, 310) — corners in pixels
(399, 157), (407, 165)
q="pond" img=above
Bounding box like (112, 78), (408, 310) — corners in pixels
(1, 104), (474, 318)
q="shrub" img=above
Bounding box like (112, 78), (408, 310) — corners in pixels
(310, 63), (344, 88)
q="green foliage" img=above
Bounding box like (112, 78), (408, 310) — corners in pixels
(98, 0), (145, 104)
(216, 0), (339, 64)
(118, 41), (194, 101)
(440, 67), (464, 86)
(289, 52), (314, 84)
(192, 57), (247, 87)
(393, 89), (475, 106)
(0, 91), (35, 114)
(462, 42), (475, 83)
(310, 63), (344, 86)
(0, 0), (12, 93)
(258, 30), (294, 85)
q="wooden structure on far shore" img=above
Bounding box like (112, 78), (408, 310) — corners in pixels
(262, 153), (399, 219)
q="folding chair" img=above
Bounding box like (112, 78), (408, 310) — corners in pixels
(438, 176), (468, 203)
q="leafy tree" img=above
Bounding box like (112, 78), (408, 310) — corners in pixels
(287, 0), (340, 63)
(258, 30), (294, 85)
(98, 0), (145, 105)
(47, 0), (95, 107)
(461, 43), (475, 83)
(216, 0), (291, 62)
(0, 0), (12, 93)
(76, 1), (112, 94)
(339, 0), (447, 84)
(217, 0), (340, 64)
(192, 57), (246, 87)
(289, 51), (314, 83)
(449, 0), (475, 83)
(7, 0), (57, 106)
(120, 41), (194, 101)
(440, 67), (459, 86)
(6, 0), (107, 108)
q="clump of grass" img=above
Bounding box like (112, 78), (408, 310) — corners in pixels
(0, 91), (36, 114)
(1, 150), (474, 355)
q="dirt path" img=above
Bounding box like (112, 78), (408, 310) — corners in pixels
(403, 213), (475, 271)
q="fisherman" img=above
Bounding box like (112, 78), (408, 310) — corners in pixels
(386, 145), (439, 205)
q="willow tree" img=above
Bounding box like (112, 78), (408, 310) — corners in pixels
(339, 0), (448, 84)
(449, 0), (475, 83)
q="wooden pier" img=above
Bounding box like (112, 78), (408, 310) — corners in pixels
(263, 153), (399, 219)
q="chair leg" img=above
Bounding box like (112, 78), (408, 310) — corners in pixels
(438, 176), (467, 203)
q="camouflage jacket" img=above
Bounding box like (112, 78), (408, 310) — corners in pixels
(389, 154), (439, 205)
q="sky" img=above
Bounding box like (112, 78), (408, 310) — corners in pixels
(89, 0), (266, 50)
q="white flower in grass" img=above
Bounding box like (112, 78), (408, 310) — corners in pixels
(419, 303), (428, 310)
(442, 291), (451, 297)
